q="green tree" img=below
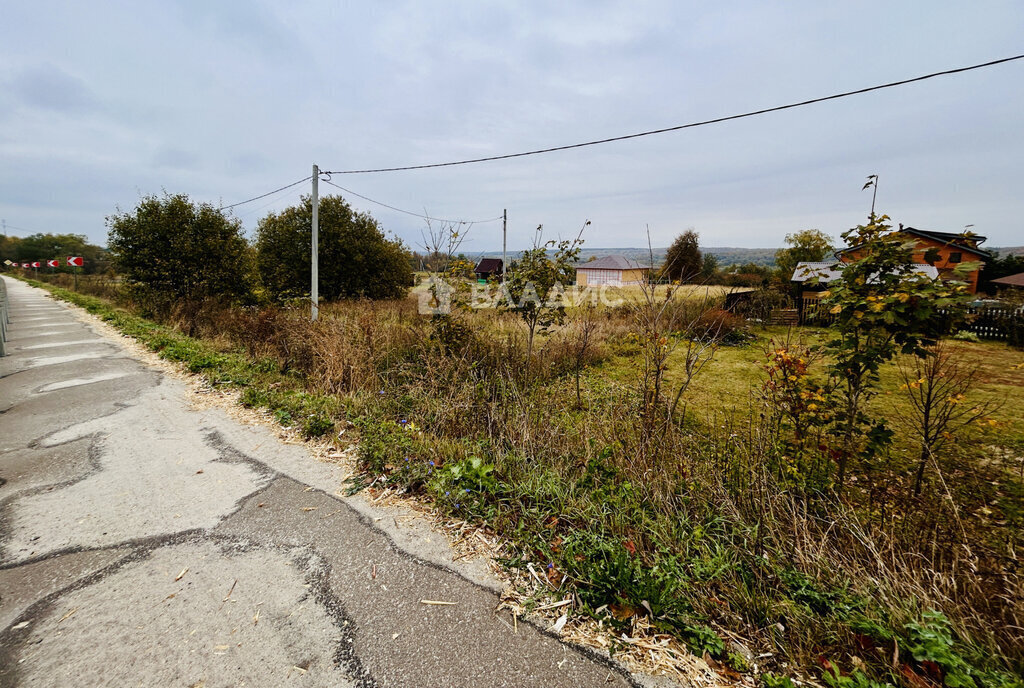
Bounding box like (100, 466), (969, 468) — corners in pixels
(107, 193), (255, 304)
(256, 195), (412, 302)
(502, 228), (583, 361)
(700, 253), (719, 281)
(775, 229), (835, 279)
(662, 229), (703, 282)
(821, 214), (976, 488)
(8, 233), (109, 274)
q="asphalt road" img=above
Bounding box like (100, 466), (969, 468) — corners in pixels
(0, 277), (639, 687)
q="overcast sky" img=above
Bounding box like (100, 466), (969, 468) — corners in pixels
(2, 2), (1022, 253)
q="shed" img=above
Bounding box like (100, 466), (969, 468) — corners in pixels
(991, 271), (1024, 289)
(474, 258), (503, 281)
(791, 261), (939, 300)
(575, 255), (650, 287)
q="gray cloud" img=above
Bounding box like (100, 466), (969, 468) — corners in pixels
(1, 2), (1022, 251)
(9, 63), (98, 113)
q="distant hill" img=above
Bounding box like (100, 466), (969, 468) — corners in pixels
(473, 244), (1020, 267)
(475, 246), (779, 268)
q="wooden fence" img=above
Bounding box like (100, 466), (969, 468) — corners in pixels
(939, 306), (1023, 341)
(800, 298), (1023, 341)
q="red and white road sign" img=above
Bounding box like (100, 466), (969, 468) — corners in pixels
(47, 259), (60, 268)
(22, 263), (30, 268)
(67, 256), (84, 267)
(31, 262), (41, 268)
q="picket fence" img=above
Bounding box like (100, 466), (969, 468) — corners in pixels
(798, 298), (1023, 341)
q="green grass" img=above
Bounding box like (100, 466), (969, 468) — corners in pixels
(23, 278), (341, 439)
(21, 275), (1024, 686)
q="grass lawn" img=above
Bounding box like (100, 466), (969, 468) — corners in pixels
(595, 325), (1024, 451)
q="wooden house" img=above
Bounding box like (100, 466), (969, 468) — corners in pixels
(838, 227), (990, 294)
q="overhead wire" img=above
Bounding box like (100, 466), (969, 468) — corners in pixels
(218, 176), (312, 211)
(323, 53), (1024, 175)
(320, 177), (503, 224)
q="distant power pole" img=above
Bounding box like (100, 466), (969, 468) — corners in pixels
(502, 209), (507, 284)
(311, 164), (319, 322)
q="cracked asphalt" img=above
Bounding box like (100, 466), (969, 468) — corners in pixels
(0, 277), (639, 687)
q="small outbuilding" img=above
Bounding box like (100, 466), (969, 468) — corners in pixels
(791, 261), (940, 298)
(575, 255), (650, 287)
(990, 272), (1024, 290)
(473, 258), (503, 281)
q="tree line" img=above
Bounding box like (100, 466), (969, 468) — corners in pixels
(100, 192), (412, 308)
(0, 233), (111, 274)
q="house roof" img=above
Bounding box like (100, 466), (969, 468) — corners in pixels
(991, 271), (1024, 288)
(474, 258), (503, 273)
(902, 227), (987, 246)
(791, 262), (844, 283)
(838, 227), (992, 260)
(901, 227), (991, 258)
(576, 255), (649, 271)
(791, 261), (939, 283)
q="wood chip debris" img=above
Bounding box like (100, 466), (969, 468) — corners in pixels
(419, 600), (457, 606)
(220, 579), (237, 608)
(174, 567), (189, 582)
(536, 598), (573, 611)
(58, 608), (78, 623)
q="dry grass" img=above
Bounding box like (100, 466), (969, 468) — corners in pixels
(31, 272), (1024, 684)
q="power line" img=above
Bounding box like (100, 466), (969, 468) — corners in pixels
(218, 176), (312, 211)
(324, 54), (1024, 175)
(1, 222), (45, 235)
(320, 177), (502, 224)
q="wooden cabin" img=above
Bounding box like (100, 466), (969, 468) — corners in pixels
(838, 227), (990, 294)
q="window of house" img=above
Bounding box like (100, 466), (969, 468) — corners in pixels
(949, 252), (962, 263)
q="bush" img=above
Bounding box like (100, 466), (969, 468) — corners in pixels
(255, 194), (413, 302)
(107, 193), (256, 310)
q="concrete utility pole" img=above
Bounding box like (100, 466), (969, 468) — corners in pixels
(502, 209), (507, 284)
(311, 164), (319, 322)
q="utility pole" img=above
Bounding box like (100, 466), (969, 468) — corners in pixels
(311, 164), (319, 322)
(501, 209), (507, 284)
